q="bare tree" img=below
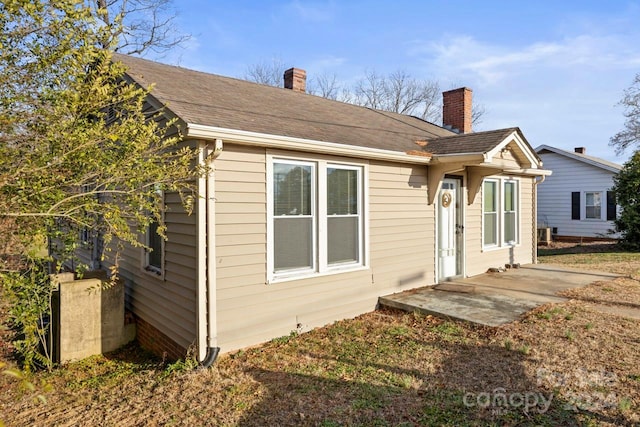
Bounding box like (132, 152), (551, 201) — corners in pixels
(352, 69), (385, 110)
(94, 0), (190, 56)
(308, 73), (341, 100)
(245, 60), (485, 126)
(244, 57), (287, 87)
(353, 69), (442, 122)
(610, 73), (640, 154)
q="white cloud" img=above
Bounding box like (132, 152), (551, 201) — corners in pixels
(406, 32), (640, 162)
(412, 33), (640, 87)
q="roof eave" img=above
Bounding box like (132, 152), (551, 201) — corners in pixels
(186, 123), (433, 164)
(430, 153), (485, 163)
(535, 144), (621, 173)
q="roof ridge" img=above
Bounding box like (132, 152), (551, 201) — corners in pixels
(428, 127), (519, 141)
(535, 145), (622, 171)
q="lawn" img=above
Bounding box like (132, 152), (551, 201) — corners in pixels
(1, 243), (639, 426)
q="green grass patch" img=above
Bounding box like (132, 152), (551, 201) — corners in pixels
(619, 396), (633, 412)
(433, 321), (464, 340)
(537, 306), (564, 320)
(564, 329), (575, 341)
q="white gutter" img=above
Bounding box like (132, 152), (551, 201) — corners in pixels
(430, 153), (484, 163)
(196, 139), (223, 366)
(186, 123), (432, 165)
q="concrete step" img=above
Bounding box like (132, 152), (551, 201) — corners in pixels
(433, 283), (476, 293)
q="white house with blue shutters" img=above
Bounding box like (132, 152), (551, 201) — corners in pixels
(535, 145), (622, 239)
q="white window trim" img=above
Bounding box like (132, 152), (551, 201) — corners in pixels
(482, 177), (520, 251)
(141, 190), (165, 279)
(503, 180), (518, 245)
(583, 191), (604, 221)
(267, 154), (368, 283)
(482, 179), (499, 248)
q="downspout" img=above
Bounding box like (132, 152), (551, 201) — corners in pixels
(197, 139), (223, 367)
(532, 175), (546, 264)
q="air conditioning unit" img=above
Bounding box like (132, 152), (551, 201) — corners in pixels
(537, 227), (552, 245)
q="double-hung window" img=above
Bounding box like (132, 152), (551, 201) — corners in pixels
(483, 180), (498, 246)
(273, 161), (315, 273)
(585, 192), (602, 219)
(269, 157), (365, 281)
(503, 181), (517, 244)
(482, 178), (519, 249)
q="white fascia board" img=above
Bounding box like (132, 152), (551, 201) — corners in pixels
(509, 168), (553, 176)
(186, 123), (432, 164)
(535, 144), (621, 173)
(430, 153), (484, 163)
(486, 131), (540, 167)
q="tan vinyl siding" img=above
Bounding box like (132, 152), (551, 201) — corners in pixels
(95, 132), (199, 353)
(215, 145), (435, 352)
(113, 187), (197, 351)
(465, 175), (535, 277)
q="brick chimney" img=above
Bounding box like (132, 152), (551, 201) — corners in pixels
(284, 67), (306, 93)
(442, 87), (473, 134)
(574, 147), (586, 154)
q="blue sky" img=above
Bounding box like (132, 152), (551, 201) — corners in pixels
(154, 1), (640, 163)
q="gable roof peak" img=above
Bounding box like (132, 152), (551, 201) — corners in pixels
(535, 144), (622, 172)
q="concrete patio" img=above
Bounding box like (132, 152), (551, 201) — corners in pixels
(378, 264), (620, 326)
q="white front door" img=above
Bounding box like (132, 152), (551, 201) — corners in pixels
(438, 178), (462, 281)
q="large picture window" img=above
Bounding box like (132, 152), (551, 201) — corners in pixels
(269, 158), (365, 281)
(482, 178), (519, 249)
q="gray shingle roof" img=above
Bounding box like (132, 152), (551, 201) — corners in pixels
(114, 54), (455, 153)
(425, 128), (526, 155)
(535, 145), (622, 172)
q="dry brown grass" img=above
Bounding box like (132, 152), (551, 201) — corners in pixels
(1, 243), (639, 426)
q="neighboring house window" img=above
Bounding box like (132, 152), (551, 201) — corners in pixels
(585, 192), (602, 219)
(144, 188), (164, 275)
(571, 191), (616, 221)
(269, 157), (365, 281)
(482, 178), (519, 249)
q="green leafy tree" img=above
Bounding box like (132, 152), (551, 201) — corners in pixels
(0, 1), (199, 369)
(612, 152), (640, 250)
(610, 73), (640, 249)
